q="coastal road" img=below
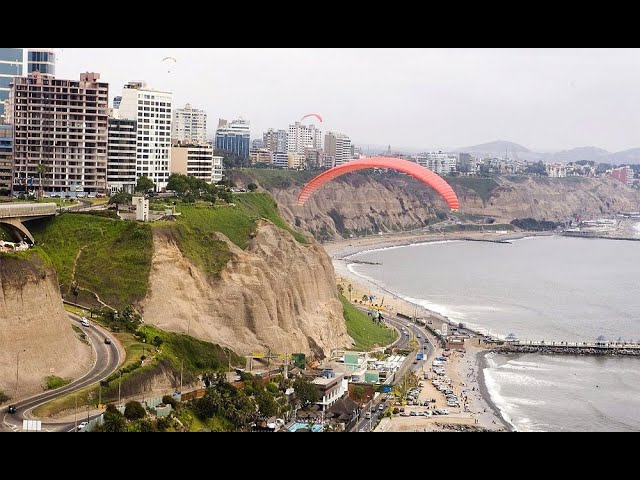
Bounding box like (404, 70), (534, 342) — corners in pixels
(352, 315), (434, 432)
(1, 314), (121, 432)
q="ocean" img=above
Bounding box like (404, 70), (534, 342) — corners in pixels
(347, 235), (640, 431)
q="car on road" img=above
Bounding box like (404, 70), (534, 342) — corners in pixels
(378, 404), (385, 411)
(7, 405), (17, 414)
(81, 317), (90, 327)
(77, 421), (88, 431)
(409, 411), (417, 416)
(104, 337), (111, 345)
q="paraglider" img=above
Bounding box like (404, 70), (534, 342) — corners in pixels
(162, 56), (177, 74)
(297, 157), (460, 211)
(300, 113), (323, 123)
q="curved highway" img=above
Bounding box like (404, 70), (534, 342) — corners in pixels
(2, 314), (121, 432)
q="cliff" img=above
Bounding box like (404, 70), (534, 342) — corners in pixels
(141, 221), (352, 357)
(239, 170), (640, 240)
(0, 252), (90, 400)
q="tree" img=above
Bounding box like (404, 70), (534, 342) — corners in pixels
(109, 191), (132, 213)
(362, 294), (369, 303)
(353, 385), (364, 401)
(337, 284), (344, 295)
(348, 284), (353, 302)
(135, 176), (155, 193)
(247, 183), (258, 192)
(255, 389), (278, 419)
(166, 174), (190, 195)
(102, 406), (126, 432)
(152, 336), (164, 348)
(36, 162), (49, 199)
(525, 161), (548, 176)
(124, 400), (146, 420)
(293, 376), (320, 407)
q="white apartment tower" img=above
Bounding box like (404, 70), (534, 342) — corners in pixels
(172, 103), (207, 145)
(287, 121), (322, 154)
(263, 128), (288, 153)
(116, 81), (172, 190)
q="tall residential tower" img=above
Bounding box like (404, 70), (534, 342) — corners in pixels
(172, 103), (207, 145)
(116, 81), (173, 190)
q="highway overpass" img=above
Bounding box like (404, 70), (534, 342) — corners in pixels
(0, 203), (57, 244)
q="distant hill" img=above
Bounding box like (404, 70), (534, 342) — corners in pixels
(604, 148), (640, 165)
(455, 140), (531, 156)
(547, 146), (610, 163)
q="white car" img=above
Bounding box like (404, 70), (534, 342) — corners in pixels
(77, 421), (89, 431)
(81, 317), (90, 327)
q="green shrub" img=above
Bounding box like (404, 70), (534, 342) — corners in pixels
(44, 376), (70, 390)
(124, 400), (146, 420)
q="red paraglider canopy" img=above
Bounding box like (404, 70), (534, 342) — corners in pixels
(297, 157), (460, 211)
(300, 113), (323, 123)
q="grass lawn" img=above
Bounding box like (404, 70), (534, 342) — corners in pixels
(340, 294), (398, 351)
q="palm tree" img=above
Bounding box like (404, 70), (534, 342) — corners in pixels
(36, 162), (49, 200)
(102, 409), (127, 432)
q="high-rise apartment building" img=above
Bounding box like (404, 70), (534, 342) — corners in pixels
(215, 118), (250, 159)
(11, 72), (108, 194)
(116, 81), (173, 190)
(172, 103), (207, 145)
(324, 132), (352, 167)
(107, 118), (137, 193)
(0, 125), (12, 191)
(171, 143), (223, 184)
(610, 165), (634, 187)
(263, 128), (288, 153)
(287, 122), (322, 154)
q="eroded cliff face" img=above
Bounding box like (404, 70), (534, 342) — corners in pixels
(460, 176), (640, 222)
(141, 222), (352, 357)
(0, 254), (90, 399)
(257, 173), (640, 240)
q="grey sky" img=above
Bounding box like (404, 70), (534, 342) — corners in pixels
(56, 48), (640, 153)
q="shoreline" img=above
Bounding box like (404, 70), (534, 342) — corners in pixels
(478, 351), (516, 432)
(325, 229), (527, 432)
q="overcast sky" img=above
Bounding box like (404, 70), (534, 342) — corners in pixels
(56, 48), (640, 153)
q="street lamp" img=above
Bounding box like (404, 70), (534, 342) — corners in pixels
(118, 369), (123, 407)
(15, 349), (26, 400)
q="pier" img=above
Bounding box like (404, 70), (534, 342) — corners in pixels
(499, 340), (640, 356)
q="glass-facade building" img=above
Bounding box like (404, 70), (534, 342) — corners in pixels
(28, 49), (56, 77)
(215, 119), (250, 159)
(0, 125), (13, 191)
(0, 48), (25, 124)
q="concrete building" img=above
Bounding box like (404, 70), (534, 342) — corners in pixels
(251, 138), (264, 150)
(107, 118), (137, 193)
(172, 103), (207, 145)
(134, 196), (149, 222)
(263, 128), (287, 153)
(414, 152), (457, 175)
(610, 165), (634, 186)
(304, 147), (323, 170)
(0, 125), (12, 191)
(171, 143), (223, 184)
(313, 370), (349, 412)
(215, 118), (250, 159)
(324, 132), (352, 166)
(287, 121), (322, 155)
(116, 81), (172, 190)
(272, 151), (288, 169)
(249, 147), (272, 165)
(11, 72), (108, 195)
(288, 152), (305, 170)
(545, 163), (567, 178)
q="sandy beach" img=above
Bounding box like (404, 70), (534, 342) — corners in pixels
(323, 230), (517, 432)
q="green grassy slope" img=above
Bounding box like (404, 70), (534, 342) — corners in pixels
(340, 294), (397, 351)
(29, 214), (153, 310)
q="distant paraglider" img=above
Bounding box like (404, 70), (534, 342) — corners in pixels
(300, 113), (323, 123)
(297, 157), (460, 211)
(162, 56), (177, 74)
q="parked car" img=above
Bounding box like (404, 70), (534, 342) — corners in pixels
(77, 421), (89, 431)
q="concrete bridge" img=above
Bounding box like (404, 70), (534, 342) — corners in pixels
(0, 203), (57, 244)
